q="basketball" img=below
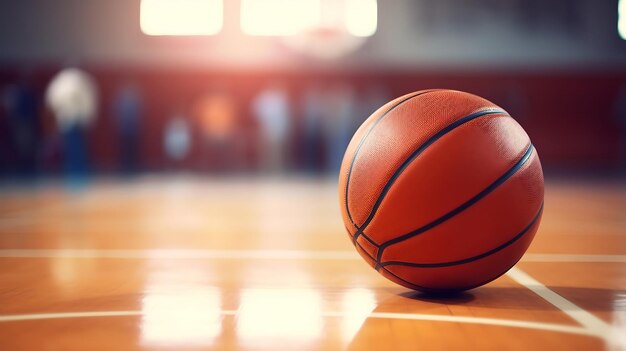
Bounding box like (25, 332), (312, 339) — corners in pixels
(339, 89), (544, 292)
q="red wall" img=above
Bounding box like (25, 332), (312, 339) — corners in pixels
(1, 67), (624, 173)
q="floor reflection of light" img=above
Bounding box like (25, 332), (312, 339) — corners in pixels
(610, 293), (626, 351)
(340, 288), (377, 343)
(140, 286), (222, 346)
(237, 288), (323, 342)
(50, 256), (80, 289)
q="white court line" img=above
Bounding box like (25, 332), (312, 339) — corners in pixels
(0, 311), (144, 321)
(0, 249), (625, 263)
(0, 310), (237, 322)
(0, 249), (358, 260)
(523, 254), (626, 263)
(506, 267), (613, 341)
(0, 310), (599, 338)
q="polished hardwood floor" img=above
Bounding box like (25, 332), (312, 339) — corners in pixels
(0, 176), (624, 350)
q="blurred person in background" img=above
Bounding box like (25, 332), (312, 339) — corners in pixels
(252, 81), (291, 174)
(38, 100), (63, 176)
(1, 72), (40, 179)
(113, 81), (143, 175)
(45, 66), (98, 183)
(193, 87), (244, 172)
(321, 82), (358, 174)
(163, 111), (192, 169)
(300, 83), (325, 174)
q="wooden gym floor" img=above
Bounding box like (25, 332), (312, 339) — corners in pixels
(0, 176), (624, 350)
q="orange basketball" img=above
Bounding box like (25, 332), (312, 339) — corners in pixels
(339, 89), (544, 292)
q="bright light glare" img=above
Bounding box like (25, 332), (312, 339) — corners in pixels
(140, 0), (223, 36)
(345, 0), (377, 37)
(340, 288), (377, 343)
(241, 0), (320, 36)
(617, 0), (626, 40)
(609, 294), (626, 350)
(237, 288), (323, 341)
(141, 287), (222, 345)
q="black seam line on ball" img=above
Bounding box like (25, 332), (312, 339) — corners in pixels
(355, 240), (375, 260)
(355, 240), (382, 268)
(347, 225), (379, 249)
(377, 265), (435, 291)
(384, 258), (521, 293)
(374, 143), (535, 267)
(381, 238), (537, 293)
(358, 231), (379, 247)
(344, 90), (437, 228)
(354, 240), (434, 292)
(379, 202), (543, 269)
(344, 225), (356, 244)
(352, 109), (509, 244)
(351, 223), (380, 247)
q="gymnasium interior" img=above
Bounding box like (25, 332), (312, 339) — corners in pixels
(0, 0), (625, 350)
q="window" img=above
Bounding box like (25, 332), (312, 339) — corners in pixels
(240, 0), (320, 36)
(240, 0), (377, 37)
(345, 0), (377, 37)
(140, 0), (223, 36)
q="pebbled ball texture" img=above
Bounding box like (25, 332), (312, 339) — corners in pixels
(339, 89), (544, 292)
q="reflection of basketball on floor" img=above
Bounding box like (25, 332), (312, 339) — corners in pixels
(339, 89), (544, 292)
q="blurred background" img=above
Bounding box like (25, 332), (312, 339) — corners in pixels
(1, 0), (625, 182)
